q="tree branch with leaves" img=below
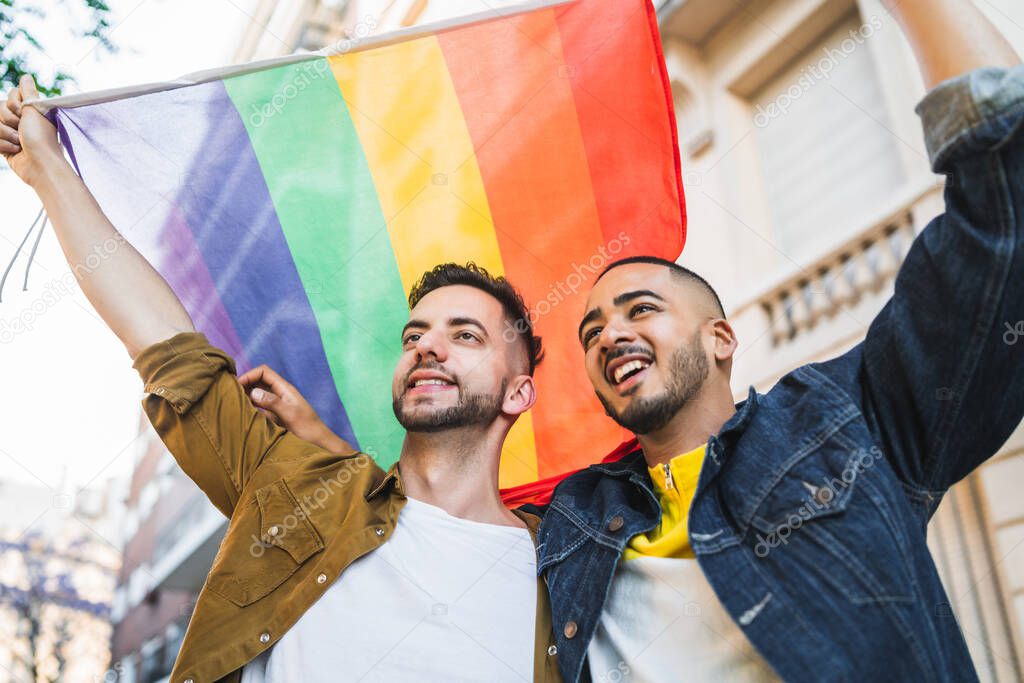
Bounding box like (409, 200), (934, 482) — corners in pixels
(1, 0), (116, 96)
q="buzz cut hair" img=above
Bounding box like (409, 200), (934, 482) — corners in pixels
(597, 256), (726, 318)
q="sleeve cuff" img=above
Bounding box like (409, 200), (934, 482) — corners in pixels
(132, 332), (238, 414)
(916, 65), (1024, 171)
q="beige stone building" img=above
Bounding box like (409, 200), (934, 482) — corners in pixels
(232, 0), (1024, 680)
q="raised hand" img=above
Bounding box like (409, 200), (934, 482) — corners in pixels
(239, 364), (354, 455)
(0, 75), (68, 187)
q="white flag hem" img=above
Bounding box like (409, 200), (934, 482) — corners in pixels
(26, 0), (577, 115)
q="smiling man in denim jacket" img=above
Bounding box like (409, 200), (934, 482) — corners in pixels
(538, 1), (1024, 681)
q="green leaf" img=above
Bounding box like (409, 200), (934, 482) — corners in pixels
(0, 0), (117, 94)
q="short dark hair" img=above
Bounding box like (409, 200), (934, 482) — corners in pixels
(407, 263), (544, 375)
(597, 256), (726, 318)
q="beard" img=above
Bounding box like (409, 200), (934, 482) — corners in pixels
(393, 375), (507, 433)
(597, 330), (709, 435)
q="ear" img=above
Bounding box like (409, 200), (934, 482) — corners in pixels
(710, 319), (738, 362)
(503, 374), (537, 417)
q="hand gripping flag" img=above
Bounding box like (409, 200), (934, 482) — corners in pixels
(35, 0), (686, 504)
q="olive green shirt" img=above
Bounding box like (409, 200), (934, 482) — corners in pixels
(133, 332), (562, 683)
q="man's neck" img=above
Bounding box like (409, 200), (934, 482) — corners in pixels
(637, 382), (737, 467)
(397, 428), (523, 528)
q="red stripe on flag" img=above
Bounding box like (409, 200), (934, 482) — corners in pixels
(555, 0), (686, 257)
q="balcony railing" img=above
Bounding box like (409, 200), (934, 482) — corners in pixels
(738, 180), (944, 349)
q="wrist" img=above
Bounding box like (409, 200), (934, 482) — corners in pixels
(28, 149), (75, 192)
(313, 425), (348, 453)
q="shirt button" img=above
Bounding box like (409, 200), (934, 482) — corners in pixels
(268, 525), (280, 537)
(607, 516), (624, 532)
(547, 645), (558, 656)
(563, 621), (578, 639)
(259, 631), (270, 644)
(316, 573), (327, 584)
(375, 528), (385, 537)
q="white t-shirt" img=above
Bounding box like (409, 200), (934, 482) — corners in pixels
(588, 557), (779, 683)
(240, 496), (537, 683)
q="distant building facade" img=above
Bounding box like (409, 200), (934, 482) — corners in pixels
(0, 477), (120, 683)
(107, 415), (224, 683)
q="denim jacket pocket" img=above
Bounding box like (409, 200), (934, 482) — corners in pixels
(207, 479), (324, 607)
(748, 455), (858, 533)
(746, 437), (915, 605)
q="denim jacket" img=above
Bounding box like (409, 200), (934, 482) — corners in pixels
(535, 66), (1024, 683)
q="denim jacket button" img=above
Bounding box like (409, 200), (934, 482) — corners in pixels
(563, 621), (578, 639)
(607, 516), (624, 532)
(259, 631), (270, 644)
(316, 573), (327, 584)
(547, 645), (558, 656)
(375, 528), (385, 537)
(813, 487), (833, 506)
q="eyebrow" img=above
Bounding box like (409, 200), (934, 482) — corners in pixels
(578, 307), (602, 342)
(402, 319), (428, 338)
(401, 317), (490, 339)
(578, 290), (668, 342)
(449, 317), (489, 339)
(613, 289), (666, 306)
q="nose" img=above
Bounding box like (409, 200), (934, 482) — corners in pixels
(597, 314), (637, 351)
(414, 328), (448, 363)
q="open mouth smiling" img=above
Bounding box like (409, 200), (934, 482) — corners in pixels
(605, 352), (654, 391)
(406, 370), (457, 394)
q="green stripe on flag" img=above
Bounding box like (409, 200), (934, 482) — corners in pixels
(224, 59), (407, 465)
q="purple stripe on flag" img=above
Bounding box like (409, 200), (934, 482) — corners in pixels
(54, 80), (358, 446)
(160, 206), (249, 365)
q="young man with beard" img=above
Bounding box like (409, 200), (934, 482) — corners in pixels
(538, 2), (1024, 681)
(1, 78), (561, 680)
(258, 1), (1023, 679)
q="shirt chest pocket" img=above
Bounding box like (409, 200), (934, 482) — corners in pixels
(207, 479), (324, 607)
(745, 437), (915, 605)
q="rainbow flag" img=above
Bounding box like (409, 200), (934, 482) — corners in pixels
(39, 0), (685, 495)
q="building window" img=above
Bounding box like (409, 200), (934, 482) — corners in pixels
(751, 11), (905, 260)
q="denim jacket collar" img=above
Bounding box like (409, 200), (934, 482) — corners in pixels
(718, 386), (760, 445)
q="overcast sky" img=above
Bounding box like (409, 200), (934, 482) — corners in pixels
(0, 0), (259, 496)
